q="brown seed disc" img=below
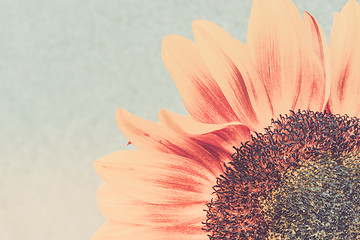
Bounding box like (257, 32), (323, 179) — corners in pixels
(203, 110), (360, 240)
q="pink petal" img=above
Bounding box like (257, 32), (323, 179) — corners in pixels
(247, 0), (325, 116)
(158, 108), (251, 162)
(93, 221), (207, 240)
(192, 20), (273, 132)
(162, 35), (239, 124)
(116, 108), (250, 172)
(92, 221), (140, 240)
(303, 11), (331, 111)
(93, 150), (217, 205)
(97, 183), (207, 226)
(328, 0), (360, 117)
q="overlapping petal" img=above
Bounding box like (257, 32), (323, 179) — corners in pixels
(93, 221), (207, 240)
(158, 108), (250, 162)
(93, 151), (216, 239)
(94, 150), (216, 205)
(192, 20), (273, 131)
(96, 183), (207, 226)
(247, 0), (327, 116)
(328, 0), (360, 117)
(303, 11), (331, 111)
(116, 108), (250, 172)
(162, 35), (239, 125)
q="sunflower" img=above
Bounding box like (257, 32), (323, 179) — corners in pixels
(93, 0), (360, 239)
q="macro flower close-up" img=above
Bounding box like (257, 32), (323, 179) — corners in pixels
(93, 0), (360, 239)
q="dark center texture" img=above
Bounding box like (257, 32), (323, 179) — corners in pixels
(203, 110), (360, 240)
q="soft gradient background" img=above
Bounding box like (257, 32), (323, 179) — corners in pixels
(1, 0), (349, 239)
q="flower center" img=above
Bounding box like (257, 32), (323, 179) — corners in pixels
(203, 110), (360, 239)
(265, 152), (360, 239)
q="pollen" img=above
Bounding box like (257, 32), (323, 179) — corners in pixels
(203, 110), (360, 239)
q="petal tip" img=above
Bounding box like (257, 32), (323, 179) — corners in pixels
(192, 19), (215, 30)
(162, 34), (182, 46)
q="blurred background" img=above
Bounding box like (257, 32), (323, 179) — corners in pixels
(1, 0), (349, 239)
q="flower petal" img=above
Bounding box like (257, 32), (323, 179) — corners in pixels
(192, 20), (273, 131)
(158, 108), (251, 161)
(247, 0), (325, 115)
(93, 221), (207, 240)
(97, 183), (206, 226)
(303, 11), (331, 111)
(328, 0), (360, 117)
(116, 108), (250, 171)
(92, 221), (140, 240)
(162, 35), (239, 124)
(158, 108), (249, 136)
(93, 150), (217, 205)
(94, 150), (216, 236)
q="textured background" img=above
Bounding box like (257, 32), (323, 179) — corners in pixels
(1, 0), (349, 239)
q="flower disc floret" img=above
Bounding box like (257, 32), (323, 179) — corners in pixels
(204, 110), (360, 239)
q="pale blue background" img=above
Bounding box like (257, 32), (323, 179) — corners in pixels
(1, 0), (349, 239)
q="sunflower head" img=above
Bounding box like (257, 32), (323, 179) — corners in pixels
(203, 110), (360, 239)
(94, 0), (360, 239)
